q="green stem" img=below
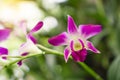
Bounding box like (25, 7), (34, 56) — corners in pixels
(3, 53), (43, 68)
(78, 62), (103, 80)
(7, 56), (23, 58)
(37, 44), (103, 80)
(3, 44), (103, 80)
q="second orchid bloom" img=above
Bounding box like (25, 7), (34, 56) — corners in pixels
(18, 21), (43, 66)
(48, 15), (102, 62)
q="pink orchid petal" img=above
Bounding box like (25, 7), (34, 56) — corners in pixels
(30, 21), (43, 33)
(78, 49), (87, 62)
(17, 60), (22, 66)
(71, 49), (87, 62)
(70, 40), (74, 51)
(48, 32), (68, 46)
(87, 41), (100, 53)
(19, 20), (27, 35)
(71, 51), (78, 61)
(79, 24), (102, 39)
(78, 39), (84, 48)
(64, 47), (71, 62)
(0, 29), (10, 42)
(2, 56), (7, 60)
(0, 47), (8, 55)
(19, 38), (42, 55)
(21, 52), (29, 56)
(27, 34), (37, 44)
(67, 15), (78, 34)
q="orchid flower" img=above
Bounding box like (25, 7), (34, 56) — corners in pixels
(48, 15), (102, 62)
(18, 21), (43, 66)
(0, 29), (11, 59)
(0, 29), (10, 42)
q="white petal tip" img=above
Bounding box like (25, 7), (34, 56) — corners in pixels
(65, 60), (68, 63)
(97, 51), (101, 54)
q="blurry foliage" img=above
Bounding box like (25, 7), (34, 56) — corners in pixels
(1, 0), (120, 80)
(107, 56), (120, 80)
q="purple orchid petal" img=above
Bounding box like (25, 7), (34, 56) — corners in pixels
(48, 32), (68, 46)
(0, 29), (11, 42)
(2, 56), (7, 60)
(71, 51), (78, 61)
(67, 15), (78, 34)
(17, 60), (22, 66)
(21, 52), (29, 56)
(79, 24), (102, 39)
(70, 40), (74, 51)
(27, 34), (37, 44)
(71, 49), (87, 62)
(78, 39), (84, 48)
(87, 41), (100, 53)
(30, 21), (43, 33)
(64, 47), (71, 62)
(0, 47), (8, 55)
(19, 20), (27, 35)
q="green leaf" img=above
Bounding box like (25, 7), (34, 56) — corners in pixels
(107, 56), (120, 80)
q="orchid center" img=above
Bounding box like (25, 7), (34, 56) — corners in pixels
(73, 40), (83, 51)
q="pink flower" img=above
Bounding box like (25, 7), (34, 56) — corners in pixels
(48, 15), (102, 62)
(18, 21), (43, 66)
(0, 29), (10, 42)
(0, 29), (11, 58)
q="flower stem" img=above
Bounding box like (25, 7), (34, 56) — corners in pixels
(3, 44), (103, 80)
(37, 44), (103, 80)
(7, 56), (23, 58)
(78, 62), (103, 80)
(3, 53), (43, 68)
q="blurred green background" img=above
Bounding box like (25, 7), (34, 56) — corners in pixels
(0, 0), (120, 80)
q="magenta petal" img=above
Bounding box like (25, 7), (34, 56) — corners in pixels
(71, 49), (87, 62)
(79, 24), (102, 39)
(71, 51), (78, 61)
(0, 47), (8, 55)
(67, 15), (78, 34)
(2, 56), (7, 60)
(70, 40), (74, 51)
(48, 32), (68, 46)
(19, 20), (27, 35)
(87, 41), (100, 53)
(27, 34), (37, 44)
(0, 29), (11, 42)
(64, 47), (71, 62)
(30, 21), (43, 33)
(17, 60), (22, 66)
(21, 52), (29, 56)
(78, 39), (84, 48)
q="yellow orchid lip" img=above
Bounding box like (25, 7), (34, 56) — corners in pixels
(70, 39), (85, 52)
(73, 42), (83, 51)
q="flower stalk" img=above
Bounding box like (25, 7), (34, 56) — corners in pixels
(3, 44), (103, 80)
(3, 52), (44, 68)
(37, 44), (103, 80)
